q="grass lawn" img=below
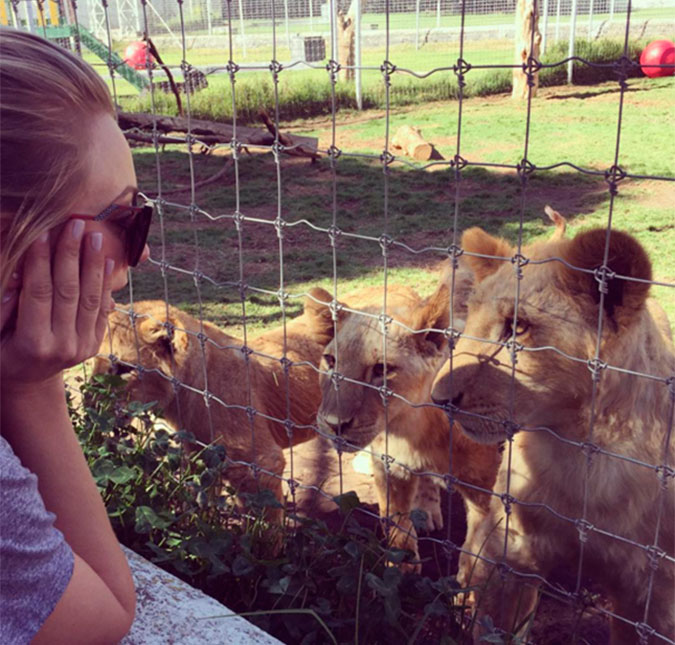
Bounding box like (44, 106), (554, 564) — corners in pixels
(120, 76), (674, 338)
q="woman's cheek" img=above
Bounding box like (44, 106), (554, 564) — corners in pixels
(110, 266), (129, 292)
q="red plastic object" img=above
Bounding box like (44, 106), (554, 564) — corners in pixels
(639, 39), (675, 78)
(124, 41), (154, 70)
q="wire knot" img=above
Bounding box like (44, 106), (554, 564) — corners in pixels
(327, 144), (342, 160)
(453, 154), (468, 170)
(574, 518), (594, 543)
(586, 357), (608, 381)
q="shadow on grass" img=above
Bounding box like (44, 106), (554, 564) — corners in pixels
(126, 149), (611, 317)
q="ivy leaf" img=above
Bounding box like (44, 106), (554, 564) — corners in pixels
(134, 506), (173, 534)
(91, 457), (115, 483)
(332, 490), (361, 514)
(109, 465), (138, 484)
(174, 429), (196, 443)
(336, 573), (357, 595)
(231, 554), (255, 577)
(343, 540), (361, 559)
(385, 547), (408, 564)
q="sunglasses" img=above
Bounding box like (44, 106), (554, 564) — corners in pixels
(69, 195), (153, 267)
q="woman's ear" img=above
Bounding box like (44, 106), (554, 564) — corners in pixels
(461, 227), (513, 282)
(561, 228), (652, 329)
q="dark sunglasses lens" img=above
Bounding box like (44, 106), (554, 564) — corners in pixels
(127, 205), (153, 267)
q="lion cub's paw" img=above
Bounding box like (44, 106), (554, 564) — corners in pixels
(412, 476), (443, 532)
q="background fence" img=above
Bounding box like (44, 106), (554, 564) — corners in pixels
(6, 0), (674, 642)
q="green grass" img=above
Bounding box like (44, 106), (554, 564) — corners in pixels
(121, 77), (674, 334)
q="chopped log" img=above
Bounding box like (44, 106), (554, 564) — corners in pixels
(512, 0), (542, 99)
(391, 125), (436, 161)
(118, 111), (319, 159)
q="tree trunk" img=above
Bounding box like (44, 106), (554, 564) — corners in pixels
(337, 2), (356, 82)
(512, 0), (542, 99)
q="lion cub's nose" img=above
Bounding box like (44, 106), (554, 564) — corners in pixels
(431, 391), (464, 408)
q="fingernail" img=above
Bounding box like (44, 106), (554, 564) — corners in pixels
(38, 231), (49, 244)
(71, 219), (85, 240)
(11, 272), (20, 282)
(105, 258), (115, 276)
(90, 232), (103, 252)
(1, 290), (15, 304)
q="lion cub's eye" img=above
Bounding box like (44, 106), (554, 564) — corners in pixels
(322, 354), (336, 371)
(372, 363), (396, 382)
(504, 317), (530, 339)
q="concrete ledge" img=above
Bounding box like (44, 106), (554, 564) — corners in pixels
(120, 545), (283, 645)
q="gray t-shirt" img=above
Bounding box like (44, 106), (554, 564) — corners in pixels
(0, 435), (74, 644)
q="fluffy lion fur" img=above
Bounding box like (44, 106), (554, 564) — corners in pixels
(309, 282), (501, 573)
(431, 226), (674, 643)
(92, 299), (328, 524)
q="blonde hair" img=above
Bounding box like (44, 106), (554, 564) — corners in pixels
(0, 28), (115, 289)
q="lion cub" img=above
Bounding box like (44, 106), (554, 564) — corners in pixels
(310, 282), (502, 573)
(431, 227), (674, 643)
(93, 299), (328, 524)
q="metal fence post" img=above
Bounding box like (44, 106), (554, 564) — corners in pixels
(588, 0), (594, 40)
(415, 0), (421, 50)
(238, 0), (246, 58)
(568, 0), (578, 83)
(555, 0), (561, 43)
(542, 0), (549, 54)
(355, 0), (362, 109)
(330, 0), (337, 62)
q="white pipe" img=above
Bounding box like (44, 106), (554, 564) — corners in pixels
(567, 0), (578, 83)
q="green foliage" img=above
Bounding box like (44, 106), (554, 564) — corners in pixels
(120, 38), (651, 124)
(70, 375), (470, 643)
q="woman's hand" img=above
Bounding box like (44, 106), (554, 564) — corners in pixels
(1, 220), (114, 387)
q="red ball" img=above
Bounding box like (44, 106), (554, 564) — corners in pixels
(639, 39), (675, 78)
(124, 41), (155, 70)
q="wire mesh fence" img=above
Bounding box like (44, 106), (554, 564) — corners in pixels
(7, 0), (675, 641)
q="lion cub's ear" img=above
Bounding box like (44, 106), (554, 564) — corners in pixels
(561, 228), (652, 329)
(461, 227), (513, 282)
(137, 314), (190, 360)
(304, 287), (345, 345)
(411, 283), (450, 353)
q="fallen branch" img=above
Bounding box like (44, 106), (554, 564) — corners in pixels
(119, 111), (319, 160)
(259, 110), (321, 160)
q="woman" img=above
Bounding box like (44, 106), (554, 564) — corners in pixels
(1, 29), (151, 643)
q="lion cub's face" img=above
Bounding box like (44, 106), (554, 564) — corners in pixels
(92, 302), (191, 409)
(431, 227), (653, 444)
(313, 287), (450, 451)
